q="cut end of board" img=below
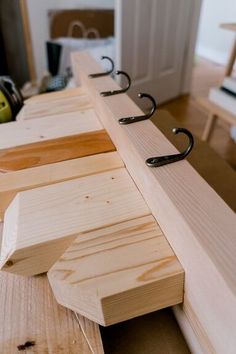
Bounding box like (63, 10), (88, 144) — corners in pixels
(0, 168), (150, 276)
(48, 215), (184, 326)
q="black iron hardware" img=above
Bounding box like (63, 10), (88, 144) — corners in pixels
(146, 128), (194, 167)
(119, 93), (157, 125)
(89, 56), (114, 78)
(100, 71), (131, 96)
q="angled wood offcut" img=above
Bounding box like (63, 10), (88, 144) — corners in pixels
(24, 87), (86, 105)
(0, 130), (115, 172)
(72, 51), (236, 353)
(48, 215), (184, 326)
(0, 152), (123, 221)
(0, 222), (103, 354)
(0, 168), (150, 276)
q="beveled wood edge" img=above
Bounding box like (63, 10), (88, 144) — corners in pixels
(72, 51), (236, 353)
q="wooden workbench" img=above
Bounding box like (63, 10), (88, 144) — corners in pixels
(0, 52), (235, 354)
(0, 86), (189, 353)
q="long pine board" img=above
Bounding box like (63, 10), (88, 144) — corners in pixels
(21, 95), (93, 120)
(24, 87), (86, 105)
(0, 168), (150, 276)
(0, 109), (101, 150)
(0, 152), (123, 220)
(73, 51), (236, 353)
(0, 130), (115, 172)
(0, 273), (95, 354)
(0, 223), (103, 354)
(48, 215), (184, 326)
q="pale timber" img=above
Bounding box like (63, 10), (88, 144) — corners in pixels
(0, 223), (103, 354)
(20, 95), (93, 120)
(0, 152), (123, 220)
(0, 130), (115, 172)
(0, 168), (150, 276)
(48, 215), (184, 326)
(72, 51), (236, 353)
(24, 87), (86, 105)
(0, 109), (101, 150)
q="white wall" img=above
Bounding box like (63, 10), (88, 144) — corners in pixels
(196, 0), (236, 66)
(26, 0), (114, 80)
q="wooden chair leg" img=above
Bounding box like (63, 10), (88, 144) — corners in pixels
(225, 37), (236, 77)
(202, 113), (217, 142)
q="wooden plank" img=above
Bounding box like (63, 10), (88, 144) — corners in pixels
(0, 223), (103, 354)
(0, 108), (115, 171)
(0, 151), (123, 220)
(0, 130), (115, 172)
(73, 51), (236, 352)
(0, 209), (104, 353)
(0, 272), (96, 354)
(20, 95), (93, 120)
(0, 110), (102, 150)
(24, 87), (86, 105)
(0, 168), (150, 276)
(48, 215), (184, 326)
(0, 273), (96, 354)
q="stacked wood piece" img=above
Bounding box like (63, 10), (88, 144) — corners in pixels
(0, 73), (184, 342)
(0, 88), (106, 354)
(71, 51), (236, 354)
(1, 51), (234, 353)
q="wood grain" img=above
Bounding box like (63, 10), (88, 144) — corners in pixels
(24, 87), (86, 105)
(0, 130), (115, 172)
(0, 168), (150, 276)
(21, 95), (93, 120)
(73, 51), (236, 353)
(0, 223), (103, 354)
(220, 23), (236, 32)
(0, 109), (101, 150)
(0, 151), (123, 220)
(48, 215), (184, 326)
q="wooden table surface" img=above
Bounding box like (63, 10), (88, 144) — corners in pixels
(0, 88), (191, 354)
(0, 222), (104, 354)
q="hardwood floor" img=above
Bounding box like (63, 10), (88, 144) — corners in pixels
(161, 57), (236, 169)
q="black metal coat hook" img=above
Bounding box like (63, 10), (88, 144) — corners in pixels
(100, 71), (131, 97)
(146, 128), (194, 167)
(89, 56), (115, 78)
(119, 93), (157, 125)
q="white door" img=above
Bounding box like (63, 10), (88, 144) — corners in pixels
(115, 0), (202, 105)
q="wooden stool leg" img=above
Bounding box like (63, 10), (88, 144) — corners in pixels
(202, 113), (217, 142)
(225, 37), (236, 77)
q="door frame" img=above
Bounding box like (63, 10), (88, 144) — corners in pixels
(180, 0), (202, 94)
